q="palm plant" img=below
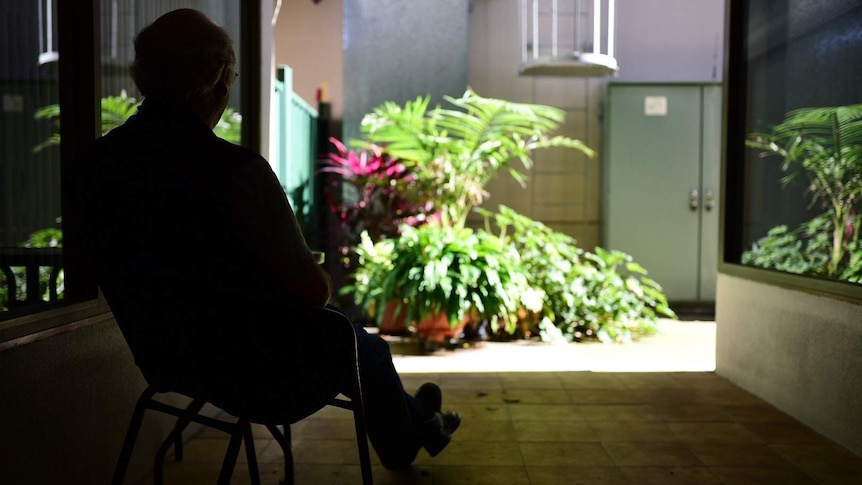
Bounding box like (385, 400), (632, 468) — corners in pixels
(747, 104), (862, 279)
(33, 90), (242, 152)
(358, 88), (594, 228)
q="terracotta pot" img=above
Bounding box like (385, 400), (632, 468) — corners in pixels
(415, 312), (469, 343)
(378, 301), (409, 336)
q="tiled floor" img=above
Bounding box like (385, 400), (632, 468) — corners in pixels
(138, 322), (862, 484)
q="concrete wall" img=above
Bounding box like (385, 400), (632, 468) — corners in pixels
(716, 274), (862, 456)
(272, 0), (344, 120)
(0, 318), (185, 484)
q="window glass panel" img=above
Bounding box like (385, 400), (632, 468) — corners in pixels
(99, 1), (243, 145)
(734, 0), (862, 285)
(1, 1), (64, 318)
(0, 0), (244, 320)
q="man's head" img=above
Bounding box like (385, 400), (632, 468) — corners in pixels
(131, 9), (237, 127)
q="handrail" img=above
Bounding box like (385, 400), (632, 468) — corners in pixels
(0, 247), (63, 311)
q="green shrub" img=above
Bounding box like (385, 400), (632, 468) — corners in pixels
(483, 205), (675, 343)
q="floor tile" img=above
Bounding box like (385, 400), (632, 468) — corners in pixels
(647, 403), (730, 422)
(338, 465), (432, 485)
(513, 420), (597, 442)
(500, 389), (572, 405)
(577, 404), (658, 422)
(173, 438), (272, 463)
(617, 466), (723, 484)
(691, 388), (766, 406)
(602, 442), (703, 467)
(636, 388), (701, 405)
(431, 465), (530, 484)
(589, 421), (679, 443)
(448, 402), (512, 421)
(520, 442), (615, 466)
(709, 466), (817, 484)
(770, 443), (862, 483)
(556, 372), (628, 390)
(743, 422), (832, 444)
(527, 465), (628, 485)
(668, 422), (764, 444)
(411, 440), (522, 466)
(507, 403), (585, 421)
(569, 389), (643, 405)
(439, 374), (504, 391)
(289, 439), (363, 465)
(686, 443), (797, 468)
(719, 404), (797, 424)
(442, 388), (505, 405)
(456, 418), (517, 442)
(501, 374), (564, 390)
(616, 372), (687, 390)
(292, 418), (358, 441)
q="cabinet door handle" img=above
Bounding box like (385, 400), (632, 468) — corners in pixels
(705, 189), (715, 212)
(690, 188), (699, 211)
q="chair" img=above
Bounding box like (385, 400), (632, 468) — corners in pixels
(108, 305), (374, 485)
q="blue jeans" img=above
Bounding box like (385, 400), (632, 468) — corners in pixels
(345, 321), (428, 469)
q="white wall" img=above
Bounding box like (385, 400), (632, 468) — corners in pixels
(614, 0), (725, 82)
(716, 274), (862, 456)
(273, 0), (344, 120)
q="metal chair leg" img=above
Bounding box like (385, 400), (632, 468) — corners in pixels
(217, 424), (245, 485)
(111, 387), (157, 485)
(266, 423), (293, 485)
(153, 399), (206, 485)
(243, 422), (261, 485)
(352, 406), (374, 485)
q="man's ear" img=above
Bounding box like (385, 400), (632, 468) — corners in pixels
(213, 69), (231, 98)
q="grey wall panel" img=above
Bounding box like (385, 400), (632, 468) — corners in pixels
(342, 0), (469, 142)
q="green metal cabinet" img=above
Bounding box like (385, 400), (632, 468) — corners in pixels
(602, 83), (722, 303)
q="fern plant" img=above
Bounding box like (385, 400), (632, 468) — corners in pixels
(358, 88), (595, 228)
(747, 104), (862, 280)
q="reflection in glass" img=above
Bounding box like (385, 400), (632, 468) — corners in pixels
(98, 2), (243, 144)
(1, 2), (64, 317)
(738, 0), (862, 284)
(0, 1), (244, 319)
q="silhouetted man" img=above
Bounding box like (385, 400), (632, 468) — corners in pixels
(80, 8), (459, 469)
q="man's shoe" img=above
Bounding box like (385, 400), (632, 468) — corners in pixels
(415, 383), (442, 418)
(421, 411), (462, 457)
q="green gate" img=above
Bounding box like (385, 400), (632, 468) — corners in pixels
(272, 65), (319, 236)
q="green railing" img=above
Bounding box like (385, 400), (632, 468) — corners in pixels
(272, 65), (319, 236)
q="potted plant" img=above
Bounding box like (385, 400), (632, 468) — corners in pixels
(342, 89), (593, 339)
(346, 221), (530, 347)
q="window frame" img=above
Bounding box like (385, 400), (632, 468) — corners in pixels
(718, 0), (862, 304)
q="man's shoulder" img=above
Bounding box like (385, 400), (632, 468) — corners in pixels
(213, 137), (267, 166)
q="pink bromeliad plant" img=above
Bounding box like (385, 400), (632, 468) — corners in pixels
(321, 137), (436, 259)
